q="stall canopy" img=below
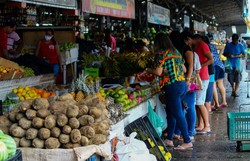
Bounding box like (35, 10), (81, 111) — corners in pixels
(82, 0), (135, 19)
(147, 2), (170, 26)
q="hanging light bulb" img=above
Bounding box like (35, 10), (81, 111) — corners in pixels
(175, 8), (179, 13)
(184, 10), (187, 14)
(192, 4), (195, 8)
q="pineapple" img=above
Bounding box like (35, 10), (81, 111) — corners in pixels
(70, 91), (76, 99)
(75, 91), (85, 102)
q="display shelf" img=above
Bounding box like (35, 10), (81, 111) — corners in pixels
(0, 74), (55, 101)
(17, 26), (73, 30)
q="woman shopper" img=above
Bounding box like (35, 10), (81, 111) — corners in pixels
(145, 32), (193, 150)
(203, 37), (227, 109)
(170, 31), (201, 140)
(35, 28), (61, 78)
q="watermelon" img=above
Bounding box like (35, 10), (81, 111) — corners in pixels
(0, 140), (8, 161)
(0, 135), (16, 158)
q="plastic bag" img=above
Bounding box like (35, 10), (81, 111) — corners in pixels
(224, 59), (232, 73)
(147, 101), (164, 137)
(155, 94), (167, 131)
(116, 132), (156, 161)
(235, 58), (243, 73)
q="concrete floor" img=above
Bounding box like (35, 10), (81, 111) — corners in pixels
(169, 71), (250, 161)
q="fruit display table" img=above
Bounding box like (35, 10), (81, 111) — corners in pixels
(0, 74), (55, 101)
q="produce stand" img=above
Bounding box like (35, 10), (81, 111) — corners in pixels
(0, 74), (55, 101)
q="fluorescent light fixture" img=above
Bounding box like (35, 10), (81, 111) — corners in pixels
(232, 26), (237, 33)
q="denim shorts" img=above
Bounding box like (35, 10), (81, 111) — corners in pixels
(196, 80), (209, 105)
(205, 82), (214, 102)
(215, 66), (225, 81)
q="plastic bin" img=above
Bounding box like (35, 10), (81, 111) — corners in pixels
(6, 149), (22, 161)
(227, 112), (250, 141)
(125, 115), (171, 161)
(86, 154), (96, 161)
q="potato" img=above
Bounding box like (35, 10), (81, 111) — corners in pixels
(8, 111), (18, 122)
(26, 109), (37, 120)
(9, 123), (18, 132)
(13, 137), (20, 147)
(70, 129), (81, 143)
(57, 114), (68, 127)
(59, 134), (70, 144)
(20, 137), (31, 147)
(51, 127), (61, 138)
(19, 100), (33, 111)
(91, 122), (110, 135)
(80, 126), (95, 139)
(32, 117), (44, 128)
(38, 128), (51, 140)
(32, 138), (44, 148)
(0, 126), (9, 135)
(62, 125), (72, 135)
(49, 101), (67, 114)
(0, 116), (11, 127)
(77, 104), (88, 116)
(90, 134), (107, 145)
(96, 102), (107, 110)
(44, 115), (56, 129)
(37, 109), (51, 118)
(33, 98), (50, 110)
(78, 115), (94, 126)
(69, 118), (80, 129)
(26, 128), (38, 140)
(58, 93), (74, 101)
(15, 113), (24, 121)
(45, 137), (60, 149)
(66, 105), (79, 118)
(62, 143), (80, 149)
(19, 118), (31, 130)
(91, 98), (100, 106)
(89, 107), (102, 118)
(80, 136), (89, 146)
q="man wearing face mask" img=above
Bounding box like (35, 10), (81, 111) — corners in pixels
(35, 28), (61, 78)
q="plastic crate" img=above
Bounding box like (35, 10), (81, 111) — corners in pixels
(125, 116), (171, 161)
(6, 149), (22, 161)
(86, 154), (96, 161)
(227, 112), (250, 141)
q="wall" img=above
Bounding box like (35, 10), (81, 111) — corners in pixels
(223, 25), (247, 37)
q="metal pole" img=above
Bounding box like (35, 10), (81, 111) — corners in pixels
(146, 0), (149, 37)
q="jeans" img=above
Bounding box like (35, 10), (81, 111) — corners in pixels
(175, 92), (197, 137)
(51, 64), (60, 77)
(164, 81), (191, 143)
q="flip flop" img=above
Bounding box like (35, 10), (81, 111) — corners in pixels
(163, 140), (174, 147)
(196, 130), (211, 135)
(219, 104), (228, 108)
(174, 145), (193, 151)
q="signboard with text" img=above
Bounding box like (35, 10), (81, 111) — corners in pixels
(25, 0), (76, 8)
(82, 0), (135, 19)
(184, 15), (190, 28)
(193, 20), (207, 32)
(147, 2), (170, 26)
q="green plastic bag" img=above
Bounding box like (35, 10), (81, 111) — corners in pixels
(147, 101), (165, 137)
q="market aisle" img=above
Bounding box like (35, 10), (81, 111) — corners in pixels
(170, 71), (250, 161)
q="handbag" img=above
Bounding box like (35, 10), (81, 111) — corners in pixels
(190, 74), (203, 90)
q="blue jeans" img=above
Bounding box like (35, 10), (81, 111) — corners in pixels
(175, 92), (196, 137)
(164, 81), (191, 143)
(51, 64), (60, 77)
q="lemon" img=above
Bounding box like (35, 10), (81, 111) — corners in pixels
(25, 86), (30, 90)
(18, 88), (23, 93)
(13, 89), (18, 94)
(20, 96), (25, 101)
(18, 85), (23, 89)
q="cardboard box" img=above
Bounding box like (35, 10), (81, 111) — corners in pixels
(0, 57), (24, 81)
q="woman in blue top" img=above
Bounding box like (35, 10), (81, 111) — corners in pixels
(223, 34), (245, 97)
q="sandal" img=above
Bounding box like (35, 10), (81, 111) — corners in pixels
(163, 139), (174, 147)
(219, 103), (228, 108)
(174, 145), (193, 151)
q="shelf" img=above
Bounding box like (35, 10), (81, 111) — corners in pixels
(17, 26), (73, 30)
